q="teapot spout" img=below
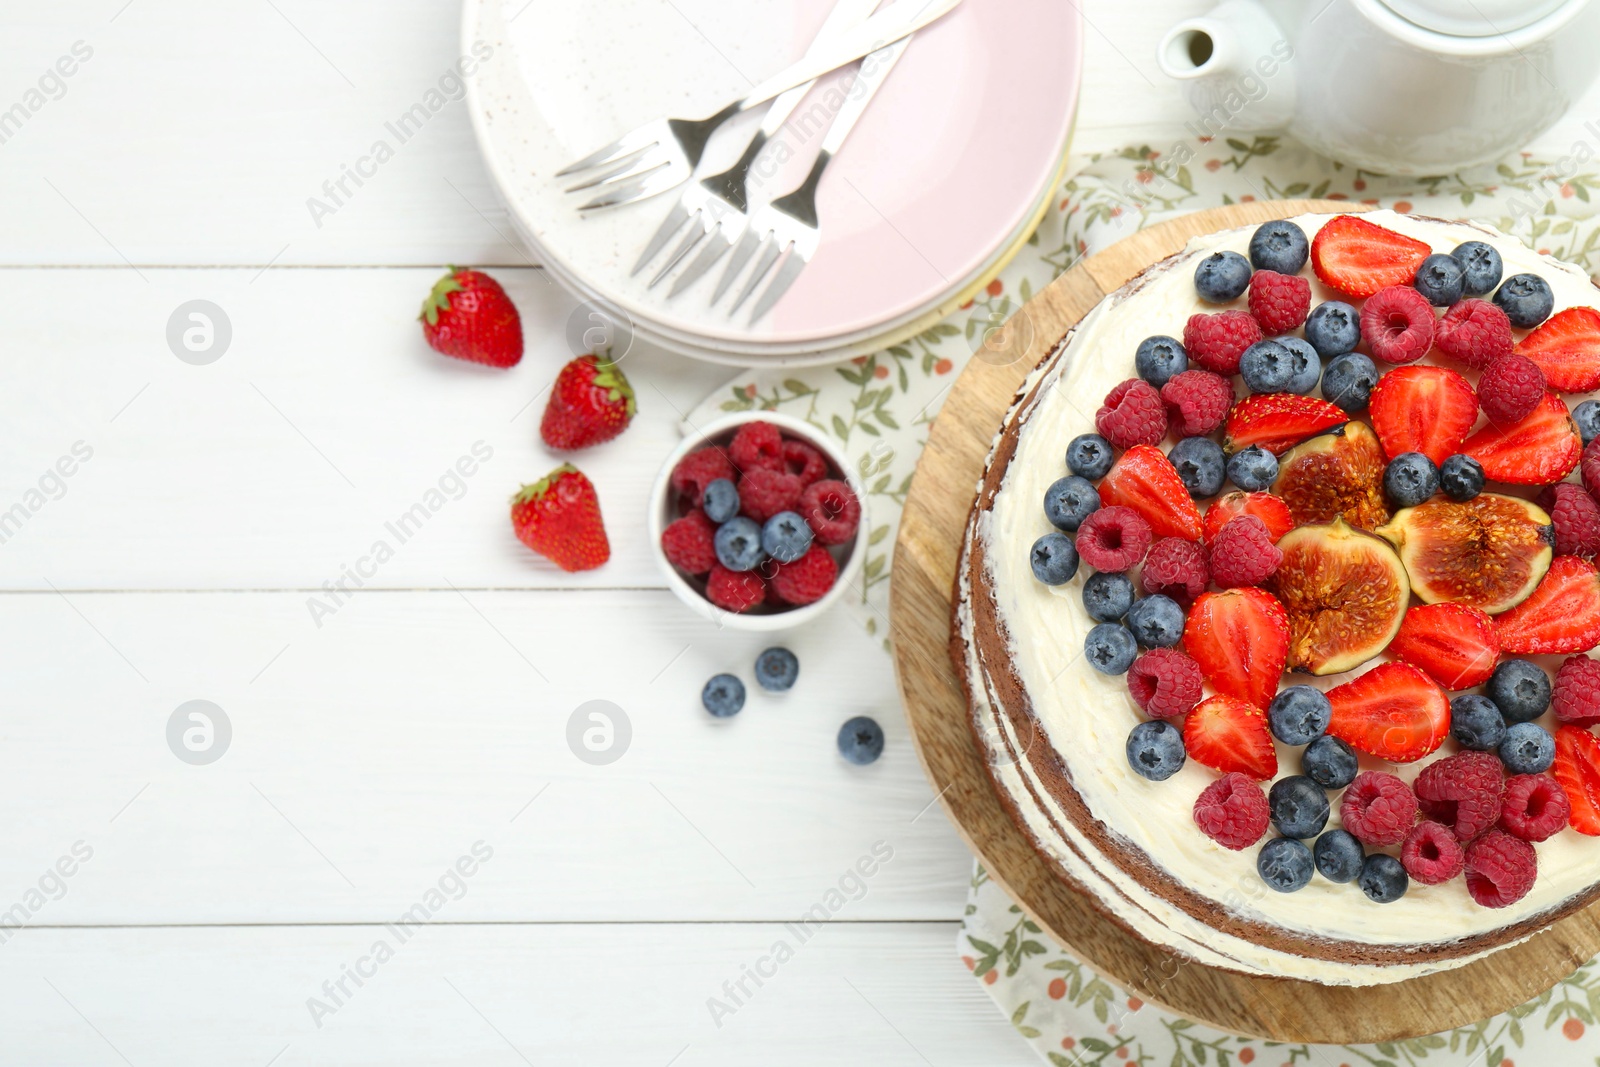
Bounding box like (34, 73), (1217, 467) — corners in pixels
(1157, 0), (1296, 135)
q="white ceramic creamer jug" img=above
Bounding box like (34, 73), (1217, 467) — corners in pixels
(1157, 0), (1600, 174)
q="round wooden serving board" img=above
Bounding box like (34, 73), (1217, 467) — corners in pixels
(889, 200), (1600, 1043)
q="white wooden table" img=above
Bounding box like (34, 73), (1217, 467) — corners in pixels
(5, 3), (1597, 1064)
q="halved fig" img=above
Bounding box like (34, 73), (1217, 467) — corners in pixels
(1271, 420), (1390, 532)
(1374, 494), (1554, 615)
(1269, 519), (1409, 675)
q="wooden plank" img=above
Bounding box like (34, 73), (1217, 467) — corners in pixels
(0, 922), (1038, 1066)
(0, 267), (731, 591)
(889, 201), (1600, 1042)
(0, 588), (971, 923)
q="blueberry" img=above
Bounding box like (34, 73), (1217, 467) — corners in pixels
(838, 716), (884, 764)
(1168, 436), (1225, 498)
(1085, 622), (1139, 674)
(1313, 829), (1365, 884)
(1500, 722), (1556, 774)
(1030, 533), (1080, 586)
(702, 674), (745, 717)
(1359, 853), (1409, 903)
(1240, 339), (1295, 393)
(1302, 734), (1359, 789)
(1383, 452), (1438, 509)
(1257, 837), (1314, 892)
(1321, 352), (1378, 414)
(1574, 400), (1600, 445)
(702, 478), (740, 523)
(714, 517), (766, 571)
(1135, 335), (1188, 388)
(1413, 253), (1465, 307)
(1248, 220), (1309, 275)
(761, 511), (813, 563)
(1194, 250), (1252, 303)
(1269, 776), (1331, 839)
(1125, 595), (1185, 649)
(1067, 433), (1114, 480)
(1043, 475), (1101, 531)
(754, 647), (799, 692)
(1486, 659), (1550, 724)
(1277, 336), (1323, 395)
(1450, 694), (1507, 751)
(1227, 445), (1279, 493)
(1126, 719), (1186, 781)
(1494, 273), (1555, 329)
(1268, 685), (1332, 745)
(1452, 241), (1503, 296)
(1438, 454), (1485, 502)
(1082, 572), (1135, 622)
(1305, 301), (1362, 358)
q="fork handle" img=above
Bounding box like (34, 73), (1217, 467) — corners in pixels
(817, 37), (911, 156)
(733, 0), (961, 114)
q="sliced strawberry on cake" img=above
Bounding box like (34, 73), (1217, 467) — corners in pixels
(1553, 725), (1600, 835)
(1325, 661), (1450, 763)
(1202, 491), (1295, 546)
(1098, 444), (1202, 541)
(1494, 555), (1600, 654)
(1183, 694), (1278, 780)
(1310, 214), (1431, 299)
(1461, 391), (1582, 485)
(1516, 306), (1600, 393)
(1367, 365), (1479, 465)
(1387, 603), (1500, 690)
(1182, 587), (1289, 710)
(1222, 394), (1346, 456)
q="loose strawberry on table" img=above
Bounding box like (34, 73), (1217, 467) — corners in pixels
(511, 464), (609, 572)
(419, 267), (523, 367)
(540, 354), (637, 449)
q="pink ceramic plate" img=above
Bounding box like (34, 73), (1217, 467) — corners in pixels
(466, 0), (1083, 351)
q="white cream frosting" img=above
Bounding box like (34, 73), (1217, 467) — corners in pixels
(961, 211), (1600, 986)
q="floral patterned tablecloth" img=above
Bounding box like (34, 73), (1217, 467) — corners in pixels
(683, 134), (1600, 1065)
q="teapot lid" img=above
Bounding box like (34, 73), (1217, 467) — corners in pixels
(1381, 0), (1575, 35)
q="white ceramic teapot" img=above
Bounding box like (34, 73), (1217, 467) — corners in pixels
(1157, 0), (1600, 174)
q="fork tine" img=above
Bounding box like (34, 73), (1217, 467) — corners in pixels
(713, 229), (764, 305)
(577, 166), (680, 212)
(633, 202), (692, 276)
(669, 226), (735, 297)
(648, 221), (709, 289)
(563, 150), (660, 193)
(730, 239), (786, 316)
(748, 249), (808, 324)
(556, 127), (659, 178)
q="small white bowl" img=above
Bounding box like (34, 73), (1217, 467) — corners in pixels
(648, 412), (869, 631)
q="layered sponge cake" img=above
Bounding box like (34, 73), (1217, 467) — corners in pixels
(953, 211), (1600, 985)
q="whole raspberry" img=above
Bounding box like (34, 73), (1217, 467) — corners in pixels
(706, 564), (766, 612)
(1477, 354), (1545, 426)
(1075, 506), (1153, 573)
(1340, 771), (1419, 846)
(798, 479), (861, 546)
(1141, 537), (1208, 601)
(1584, 436), (1600, 501)
(1435, 299), (1514, 370)
(781, 440), (828, 485)
(661, 510), (717, 575)
(1499, 773), (1572, 842)
(729, 421), (785, 474)
(1095, 379), (1168, 449)
(1414, 751), (1505, 841)
(770, 545), (838, 605)
(1539, 483), (1600, 558)
(1207, 515), (1283, 588)
(1192, 772), (1271, 851)
(1247, 270), (1311, 334)
(671, 447), (736, 506)
(1360, 285), (1436, 365)
(1464, 829), (1537, 908)
(1128, 648), (1204, 719)
(738, 468), (803, 524)
(1400, 820), (1465, 885)
(1553, 654), (1600, 726)
(1160, 369), (1235, 437)
(1184, 310), (1262, 375)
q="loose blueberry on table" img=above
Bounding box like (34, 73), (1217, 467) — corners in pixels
(1028, 214), (1600, 906)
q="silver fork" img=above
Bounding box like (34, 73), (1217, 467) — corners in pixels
(723, 35), (912, 323)
(556, 0), (962, 212)
(632, 0), (883, 288)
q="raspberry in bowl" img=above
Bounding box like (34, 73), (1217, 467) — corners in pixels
(649, 412), (868, 631)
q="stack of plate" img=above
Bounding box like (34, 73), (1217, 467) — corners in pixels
(464, 0), (1083, 367)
